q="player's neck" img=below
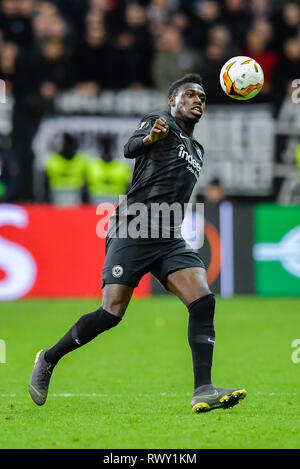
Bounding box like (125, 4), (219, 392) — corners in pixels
(174, 117), (195, 137)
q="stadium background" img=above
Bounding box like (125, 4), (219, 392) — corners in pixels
(0, 0), (300, 451)
(0, 0), (299, 300)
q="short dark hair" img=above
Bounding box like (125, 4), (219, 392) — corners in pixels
(168, 73), (204, 98)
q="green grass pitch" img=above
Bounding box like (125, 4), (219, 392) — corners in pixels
(0, 296), (300, 449)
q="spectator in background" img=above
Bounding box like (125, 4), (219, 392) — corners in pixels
(195, 178), (227, 205)
(52, 0), (87, 27)
(272, 1), (300, 54)
(89, 0), (109, 12)
(0, 36), (19, 202)
(109, 2), (154, 91)
(73, 18), (110, 95)
(10, 4), (69, 118)
(276, 78), (300, 186)
(0, 0), (297, 203)
(45, 132), (87, 206)
(0, 0), (33, 47)
(275, 81), (300, 204)
(29, 37), (73, 101)
(250, 0), (271, 20)
(272, 37), (300, 114)
(84, 7), (105, 35)
(295, 142), (300, 181)
(147, 0), (175, 25)
(0, 40), (18, 92)
(88, 0), (124, 36)
(196, 41), (230, 103)
(18, 0), (35, 16)
(207, 24), (236, 56)
(108, 30), (142, 89)
(277, 80), (300, 136)
(152, 25), (199, 94)
(183, 0), (221, 49)
(223, 0), (253, 49)
(11, 36), (74, 200)
(203, 178), (226, 206)
(242, 28), (278, 95)
(32, 1), (68, 42)
(169, 8), (190, 41)
(123, 2), (154, 88)
(86, 133), (132, 204)
(251, 17), (275, 51)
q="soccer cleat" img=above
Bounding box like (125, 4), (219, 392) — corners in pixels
(191, 384), (247, 413)
(29, 349), (54, 406)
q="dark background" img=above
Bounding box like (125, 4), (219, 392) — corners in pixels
(0, 0), (299, 204)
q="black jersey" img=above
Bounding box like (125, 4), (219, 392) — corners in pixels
(124, 110), (204, 206)
(108, 110), (204, 238)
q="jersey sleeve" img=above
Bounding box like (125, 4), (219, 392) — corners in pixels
(123, 114), (158, 159)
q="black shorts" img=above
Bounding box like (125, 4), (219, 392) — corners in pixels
(102, 236), (206, 290)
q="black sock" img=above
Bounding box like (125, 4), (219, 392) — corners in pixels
(45, 307), (121, 366)
(188, 294), (216, 390)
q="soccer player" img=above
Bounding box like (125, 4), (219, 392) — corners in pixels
(29, 74), (247, 413)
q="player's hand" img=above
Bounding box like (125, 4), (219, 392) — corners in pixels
(143, 118), (169, 146)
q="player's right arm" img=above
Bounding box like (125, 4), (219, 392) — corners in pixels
(124, 117), (169, 159)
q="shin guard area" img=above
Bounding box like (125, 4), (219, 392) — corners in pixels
(45, 307), (121, 366)
(188, 294), (216, 388)
(72, 307), (121, 346)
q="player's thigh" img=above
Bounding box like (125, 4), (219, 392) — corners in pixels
(166, 267), (211, 307)
(102, 284), (134, 318)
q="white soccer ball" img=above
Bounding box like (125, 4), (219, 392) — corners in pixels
(219, 56), (264, 101)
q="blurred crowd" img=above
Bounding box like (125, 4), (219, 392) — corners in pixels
(1, 0), (299, 101)
(0, 0), (300, 202)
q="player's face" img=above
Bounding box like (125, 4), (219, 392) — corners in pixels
(170, 83), (206, 122)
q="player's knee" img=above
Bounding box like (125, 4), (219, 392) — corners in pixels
(102, 284), (133, 318)
(101, 298), (128, 318)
